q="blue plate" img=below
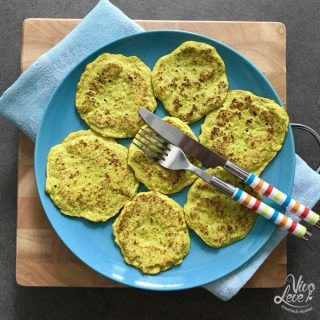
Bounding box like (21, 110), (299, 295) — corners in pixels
(35, 31), (295, 290)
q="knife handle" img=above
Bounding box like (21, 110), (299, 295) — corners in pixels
(244, 173), (320, 228)
(231, 187), (311, 240)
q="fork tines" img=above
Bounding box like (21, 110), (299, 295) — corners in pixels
(133, 128), (168, 161)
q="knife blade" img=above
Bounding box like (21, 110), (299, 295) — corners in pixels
(139, 108), (227, 168)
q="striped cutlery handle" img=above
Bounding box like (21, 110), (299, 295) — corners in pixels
(245, 173), (320, 228)
(232, 187), (311, 240)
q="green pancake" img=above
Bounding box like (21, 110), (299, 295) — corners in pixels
(152, 41), (228, 123)
(46, 130), (139, 222)
(113, 191), (190, 274)
(76, 53), (157, 138)
(200, 90), (289, 174)
(184, 167), (257, 247)
(128, 117), (201, 194)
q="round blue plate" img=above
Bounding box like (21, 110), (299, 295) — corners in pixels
(35, 30), (295, 290)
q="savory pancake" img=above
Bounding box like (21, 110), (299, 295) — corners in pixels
(46, 130), (139, 222)
(76, 53), (157, 138)
(200, 90), (289, 174)
(113, 191), (190, 274)
(184, 167), (257, 247)
(128, 117), (201, 194)
(152, 41), (228, 123)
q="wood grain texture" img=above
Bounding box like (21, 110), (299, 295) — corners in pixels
(17, 18), (287, 287)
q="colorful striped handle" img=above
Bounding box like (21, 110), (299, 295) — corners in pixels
(245, 173), (320, 228)
(232, 188), (311, 240)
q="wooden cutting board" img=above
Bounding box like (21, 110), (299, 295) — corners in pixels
(17, 18), (287, 287)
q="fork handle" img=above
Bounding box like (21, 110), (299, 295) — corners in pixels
(224, 161), (320, 228)
(205, 174), (311, 240)
(190, 163), (311, 239)
(231, 187), (311, 240)
(244, 173), (320, 228)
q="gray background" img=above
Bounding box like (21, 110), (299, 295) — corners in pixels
(0, 0), (319, 319)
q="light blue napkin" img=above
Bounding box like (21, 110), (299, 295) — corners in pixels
(205, 155), (320, 300)
(1, 0), (319, 301)
(0, 0), (143, 140)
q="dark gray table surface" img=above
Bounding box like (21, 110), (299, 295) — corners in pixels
(0, 1), (319, 319)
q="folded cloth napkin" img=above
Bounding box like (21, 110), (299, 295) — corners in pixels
(1, 0), (319, 301)
(0, 0), (143, 140)
(205, 155), (320, 300)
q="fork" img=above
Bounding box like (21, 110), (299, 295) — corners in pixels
(133, 128), (312, 240)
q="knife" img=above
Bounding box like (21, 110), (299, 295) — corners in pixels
(139, 108), (320, 228)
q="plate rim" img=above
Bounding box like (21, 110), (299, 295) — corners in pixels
(34, 29), (295, 291)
